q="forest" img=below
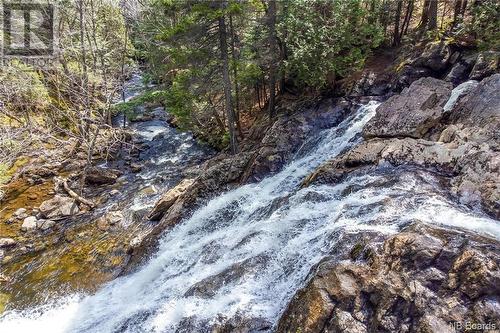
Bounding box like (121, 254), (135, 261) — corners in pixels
(0, 0), (499, 332)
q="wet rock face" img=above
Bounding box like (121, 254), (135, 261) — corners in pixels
(363, 77), (452, 139)
(241, 97), (354, 183)
(309, 74), (500, 218)
(277, 224), (500, 333)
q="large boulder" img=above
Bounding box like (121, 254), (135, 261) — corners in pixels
(85, 167), (122, 185)
(39, 195), (79, 219)
(412, 41), (452, 72)
(147, 179), (194, 221)
(277, 224), (500, 333)
(448, 74), (500, 125)
(363, 77), (452, 139)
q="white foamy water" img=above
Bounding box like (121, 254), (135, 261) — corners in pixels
(1, 101), (498, 332)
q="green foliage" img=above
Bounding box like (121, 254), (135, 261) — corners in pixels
(281, 0), (383, 88)
(0, 163), (9, 185)
(113, 89), (168, 119)
(163, 71), (196, 129)
(469, 0), (500, 50)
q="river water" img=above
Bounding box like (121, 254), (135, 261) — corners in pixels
(0, 94), (498, 332)
(0, 73), (213, 310)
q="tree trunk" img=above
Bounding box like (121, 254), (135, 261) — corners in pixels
(401, 0), (415, 37)
(218, 10), (238, 154)
(428, 0), (438, 30)
(280, 0), (288, 93)
(461, 0), (468, 15)
(77, 0), (91, 194)
(229, 14), (242, 136)
(418, 0), (431, 32)
(267, 0), (277, 119)
(393, 0), (403, 46)
(453, 0), (463, 26)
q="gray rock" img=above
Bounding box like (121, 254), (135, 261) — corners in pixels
(277, 224), (500, 333)
(13, 208), (27, 217)
(364, 77), (452, 139)
(39, 195), (79, 219)
(37, 219), (56, 231)
(21, 216), (38, 231)
(412, 42), (451, 72)
(447, 73), (500, 134)
(0, 238), (16, 248)
(148, 179), (194, 221)
(85, 167), (122, 185)
(445, 62), (471, 85)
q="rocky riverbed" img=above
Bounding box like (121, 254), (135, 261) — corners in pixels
(0, 79), (214, 310)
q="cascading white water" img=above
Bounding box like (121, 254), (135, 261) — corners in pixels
(1, 101), (498, 333)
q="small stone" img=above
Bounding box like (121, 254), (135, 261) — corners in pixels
(130, 163), (143, 173)
(109, 189), (120, 196)
(16, 213), (29, 220)
(138, 185), (156, 196)
(39, 195), (79, 219)
(21, 216), (38, 232)
(37, 220), (56, 231)
(96, 211), (123, 231)
(0, 238), (16, 248)
(27, 194), (38, 200)
(129, 236), (142, 249)
(107, 211), (123, 225)
(96, 217), (110, 231)
(13, 208), (27, 217)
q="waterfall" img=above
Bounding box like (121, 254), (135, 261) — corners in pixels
(1, 101), (498, 332)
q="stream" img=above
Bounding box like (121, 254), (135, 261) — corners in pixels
(0, 94), (498, 332)
(0, 73), (213, 310)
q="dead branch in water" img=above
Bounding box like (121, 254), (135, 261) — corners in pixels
(57, 177), (96, 209)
